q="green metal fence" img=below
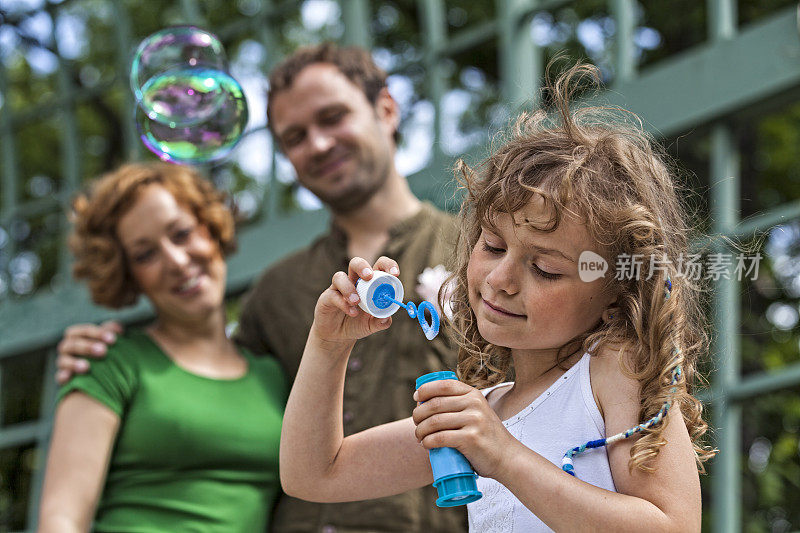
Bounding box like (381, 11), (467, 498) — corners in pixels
(2, 0), (800, 530)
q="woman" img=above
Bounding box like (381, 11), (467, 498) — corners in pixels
(38, 163), (286, 532)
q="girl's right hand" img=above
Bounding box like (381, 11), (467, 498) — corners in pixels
(310, 256), (400, 345)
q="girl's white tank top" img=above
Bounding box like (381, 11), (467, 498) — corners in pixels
(467, 352), (616, 532)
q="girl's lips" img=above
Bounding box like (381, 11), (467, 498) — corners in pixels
(483, 298), (526, 318)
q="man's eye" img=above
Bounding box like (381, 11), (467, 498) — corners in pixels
(320, 110), (344, 124)
(282, 132), (303, 147)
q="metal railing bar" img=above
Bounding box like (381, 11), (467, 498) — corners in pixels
(0, 420), (43, 448)
(436, 20), (498, 58)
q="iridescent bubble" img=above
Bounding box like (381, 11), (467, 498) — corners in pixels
(139, 66), (229, 127)
(136, 67), (248, 164)
(131, 26), (227, 126)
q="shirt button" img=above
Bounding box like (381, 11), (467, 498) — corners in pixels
(321, 526), (336, 533)
(343, 411), (354, 424)
(347, 358), (363, 372)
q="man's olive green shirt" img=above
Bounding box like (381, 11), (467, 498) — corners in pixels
(235, 203), (467, 533)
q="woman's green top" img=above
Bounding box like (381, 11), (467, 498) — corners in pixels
(57, 328), (287, 532)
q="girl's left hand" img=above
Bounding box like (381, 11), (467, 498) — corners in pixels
(412, 380), (521, 480)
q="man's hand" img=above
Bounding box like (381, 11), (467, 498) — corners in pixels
(55, 321), (124, 384)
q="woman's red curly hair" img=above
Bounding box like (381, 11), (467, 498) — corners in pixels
(69, 162), (236, 308)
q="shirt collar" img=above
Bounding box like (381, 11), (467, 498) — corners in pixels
(327, 202), (436, 247)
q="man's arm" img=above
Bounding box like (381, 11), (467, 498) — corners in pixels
(38, 393), (120, 532)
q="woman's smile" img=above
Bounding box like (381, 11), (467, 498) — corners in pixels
(172, 272), (206, 297)
(117, 185), (227, 322)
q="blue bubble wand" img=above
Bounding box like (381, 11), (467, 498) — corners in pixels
(370, 282), (441, 340)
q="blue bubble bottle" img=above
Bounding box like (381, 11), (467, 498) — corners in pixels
(415, 371), (483, 507)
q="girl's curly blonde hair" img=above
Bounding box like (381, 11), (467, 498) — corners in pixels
(445, 62), (716, 473)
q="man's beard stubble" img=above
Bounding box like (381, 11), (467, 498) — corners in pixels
(308, 155), (392, 214)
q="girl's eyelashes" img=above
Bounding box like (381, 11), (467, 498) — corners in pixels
(482, 241), (505, 254)
(482, 239), (562, 281)
(531, 263), (561, 281)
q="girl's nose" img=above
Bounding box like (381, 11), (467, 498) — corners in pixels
(486, 257), (519, 295)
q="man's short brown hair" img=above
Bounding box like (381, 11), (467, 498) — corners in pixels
(69, 162), (236, 309)
(266, 42), (390, 134)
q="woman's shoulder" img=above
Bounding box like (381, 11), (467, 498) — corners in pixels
(56, 328), (151, 414)
(103, 328), (161, 366)
(108, 327), (151, 351)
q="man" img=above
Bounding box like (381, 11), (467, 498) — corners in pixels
(56, 43), (465, 532)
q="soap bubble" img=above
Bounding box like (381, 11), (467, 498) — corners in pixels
(130, 26), (249, 164)
(131, 26), (227, 125)
(136, 67), (248, 164)
(139, 65), (230, 128)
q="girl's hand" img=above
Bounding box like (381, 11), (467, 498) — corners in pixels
(310, 256), (400, 345)
(412, 380), (521, 480)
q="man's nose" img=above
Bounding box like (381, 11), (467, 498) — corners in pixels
(486, 256), (519, 295)
(307, 126), (334, 154)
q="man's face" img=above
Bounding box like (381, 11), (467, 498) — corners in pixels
(270, 63), (399, 213)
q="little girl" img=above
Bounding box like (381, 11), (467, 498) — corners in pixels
(280, 63), (714, 532)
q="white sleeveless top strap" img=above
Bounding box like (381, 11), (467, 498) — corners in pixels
(467, 352), (616, 533)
